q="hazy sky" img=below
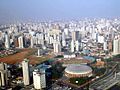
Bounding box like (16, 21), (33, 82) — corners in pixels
(0, 0), (120, 23)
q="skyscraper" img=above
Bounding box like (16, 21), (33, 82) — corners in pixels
(113, 37), (120, 55)
(30, 36), (34, 48)
(103, 40), (108, 51)
(22, 59), (30, 85)
(71, 31), (79, 41)
(71, 40), (75, 52)
(75, 40), (79, 52)
(18, 35), (24, 48)
(0, 62), (8, 87)
(37, 48), (40, 57)
(5, 32), (10, 49)
(53, 41), (61, 53)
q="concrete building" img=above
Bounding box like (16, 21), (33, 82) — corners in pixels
(0, 62), (8, 87)
(75, 40), (79, 51)
(71, 31), (79, 41)
(53, 41), (61, 53)
(49, 36), (54, 44)
(22, 59), (30, 86)
(103, 41), (108, 51)
(18, 35), (24, 48)
(98, 35), (104, 44)
(30, 36), (34, 48)
(5, 32), (10, 49)
(113, 37), (120, 55)
(14, 37), (19, 47)
(37, 48), (41, 57)
(36, 33), (44, 45)
(33, 69), (46, 90)
(71, 40), (75, 52)
(108, 41), (113, 51)
(62, 40), (66, 47)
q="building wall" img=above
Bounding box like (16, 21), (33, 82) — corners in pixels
(22, 60), (30, 85)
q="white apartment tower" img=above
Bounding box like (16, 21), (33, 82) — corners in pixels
(71, 40), (75, 52)
(113, 37), (120, 55)
(18, 35), (24, 48)
(103, 41), (108, 51)
(22, 59), (30, 85)
(62, 32), (66, 47)
(53, 41), (61, 53)
(62, 40), (66, 47)
(0, 62), (8, 87)
(33, 69), (46, 90)
(71, 31), (79, 41)
(5, 32), (10, 49)
(75, 40), (79, 51)
(37, 48), (40, 57)
(30, 36), (34, 48)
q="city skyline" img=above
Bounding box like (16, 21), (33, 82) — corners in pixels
(0, 0), (120, 23)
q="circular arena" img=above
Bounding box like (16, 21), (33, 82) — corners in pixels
(65, 64), (92, 78)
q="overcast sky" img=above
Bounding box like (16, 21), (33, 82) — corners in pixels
(0, 0), (120, 23)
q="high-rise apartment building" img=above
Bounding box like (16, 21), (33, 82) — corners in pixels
(33, 69), (46, 89)
(5, 32), (10, 49)
(18, 35), (24, 48)
(22, 59), (30, 85)
(0, 62), (8, 87)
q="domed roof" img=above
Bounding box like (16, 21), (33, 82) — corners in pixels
(65, 64), (92, 75)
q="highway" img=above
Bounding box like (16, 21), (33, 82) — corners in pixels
(89, 65), (120, 90)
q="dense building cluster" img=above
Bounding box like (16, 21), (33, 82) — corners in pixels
(0, 18), (120, 89)
(0, 18), (120, 56)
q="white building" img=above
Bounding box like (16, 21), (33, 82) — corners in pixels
(62, 40), (66, 47)
(98, 35), (104, 43)
(22, 59), (30, 85)
(5, 32), (10, 49)
(0, 62), (8, 87)
(33, 69), (46, 90)
(71, 40), (75, 52)
(30, 36), (34, 48)
(64, 28), (69, 36)
(53, 41), (61, 53)
(75, 40), (79, 51)
(49, 36), (54, 44)
(103, 41), (108, 51)
(18, 36), (24, 48)
(72, 31), (80, 41)
(64, 54), (76, 58)
(36, 33), (44, 45)
(37, 48), (41, 57)
(113, 37), (120, 55)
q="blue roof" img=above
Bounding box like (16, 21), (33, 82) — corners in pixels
(83, 56), (95, 62)
(82, 49), (91, 54)
(36, 64), (51, 70)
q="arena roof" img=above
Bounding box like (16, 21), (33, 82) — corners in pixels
(65, 64), (92, 75)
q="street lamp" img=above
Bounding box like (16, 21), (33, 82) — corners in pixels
(76, 80), (78, 84)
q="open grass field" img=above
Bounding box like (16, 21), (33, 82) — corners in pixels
(0, 48), (53, 65)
